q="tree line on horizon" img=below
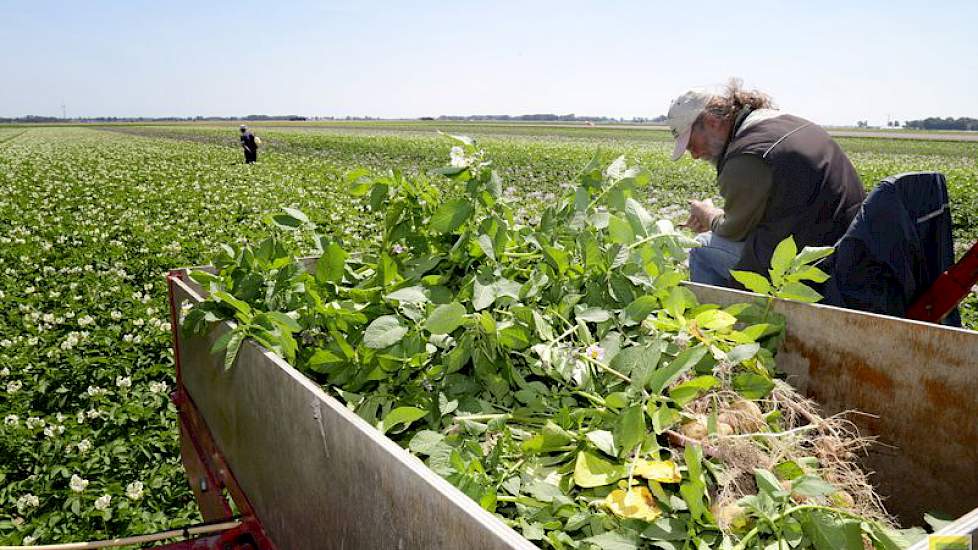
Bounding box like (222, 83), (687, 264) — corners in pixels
(3, 114), (977, 130)
(902, 117), (978, 131)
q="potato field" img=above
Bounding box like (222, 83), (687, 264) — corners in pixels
(0, 123), (976, 546)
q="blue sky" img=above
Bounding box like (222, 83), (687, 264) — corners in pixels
(2, 1), (976, 125)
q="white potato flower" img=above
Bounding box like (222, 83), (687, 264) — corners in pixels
(16, 493), (39, 509)
(77, 439), (92, 453)
(449, 146), (468, 168)
(126, 481), (144, 500)
(69, 474), (89, 492)
(94, 494), (112, 511)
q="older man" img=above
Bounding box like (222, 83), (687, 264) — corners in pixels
(667, 81), (865, 287)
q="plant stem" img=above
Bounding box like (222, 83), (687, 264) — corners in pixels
(733, 504), (883, 550)
(577, 352), (632, 384)
(573, 390), (606, 407)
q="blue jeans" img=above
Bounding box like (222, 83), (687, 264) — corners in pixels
(689, 232), (745, 287)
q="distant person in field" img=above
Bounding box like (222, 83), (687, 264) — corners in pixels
(239, 125), (259, 164)
(667, 79), (865, 287)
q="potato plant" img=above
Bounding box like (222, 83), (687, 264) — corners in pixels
(186, 138), (921, 549)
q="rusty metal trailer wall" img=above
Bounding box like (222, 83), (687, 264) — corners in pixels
(687, 283), (978, 527)
(170, 261), (978, 547)
(170, 271), (535, 550)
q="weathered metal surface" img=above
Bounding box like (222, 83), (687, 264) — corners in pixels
(169, 272), (534, 550)
(907, 506), (978, 549)
(687, 282), (978, 525)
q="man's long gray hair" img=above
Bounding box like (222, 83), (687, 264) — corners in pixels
(704, 78), (775, 120)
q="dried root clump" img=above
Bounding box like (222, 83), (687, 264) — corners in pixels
(677, 380), (894, 528)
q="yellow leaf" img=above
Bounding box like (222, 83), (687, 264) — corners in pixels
(574, 451), (627, 488)
(633, 459), (682, 483)
(604, 485), (662, 522)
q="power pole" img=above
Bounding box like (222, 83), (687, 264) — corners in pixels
(61, 102), (67, 120)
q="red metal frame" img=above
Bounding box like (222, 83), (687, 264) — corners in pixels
(907, 241), (978, 323)
(165, 271), (277, 550)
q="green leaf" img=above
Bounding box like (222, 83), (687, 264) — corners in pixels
(270, 212), (304, 229)
(611, 345), (661, 391)
(787, 265), (830, 284)
(409, 430), (446, 455)
(307, 348), (344, 371)
(777, 281), (824, 303)
(614, 405), (646, 456)
(770, 236), (798, 285)
(363, 315), (408, 349)
(379, 406), (427, 434)
(532, 310), (555, 341)
(586, 430), (618, 457)
(649, 404), (682, 434)
(647, 345), (707, 394)
(790, 475), (836, 497)
(211, 290), (252, 317)
(608, 214), (635, 244)
(680, 481), (708, 522)
(188, 270), (220, 287)
(773, 460), (805, 481)
(265, 311), (302, 332)
(663, 286), (688, 320)
(794, 245), (834, 266)
(624, 296), (658, 321)
(498, 324), (531, 350)
(754, 468), (785, 498)
(476, 233), (496, 261)
(605, 391), (630, 409)
(573, 451), (627, 488)
(725, 343), (760, 365)
(870, 526), (925, 550)
(224, 331), (245, 370)
(316, 242), (348, 284)
(730, 270), (771, 295)
(542, 245), (570, 275)
(283, 207), (310, 224)
(425, 302), (466, 335)
(430, 199), (474, 234)
(624, 198), (655, 237)
(669, 375), (719, 406)
(346, 168), (373, 196)
(577, 307), (611, 323)
(799, 510), (865, 550)
(442, 132), (475, 147)
(641, 517), (688, 541)
(693, 309), (737, 331)
(732, 372), (775, 399)
(923, 512), (955, 532)
(386, 286), (429, 304)
(472, 277), (496, 311)
(583, 531), (640, 550)
(522, 421), (574, 453)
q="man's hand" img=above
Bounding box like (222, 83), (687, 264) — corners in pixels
(684, 199), (723, 233)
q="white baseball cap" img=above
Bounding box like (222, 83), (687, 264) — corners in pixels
(665, 90), (714, 161)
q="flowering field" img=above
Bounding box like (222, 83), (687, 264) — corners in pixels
(0, 124), (975, 544)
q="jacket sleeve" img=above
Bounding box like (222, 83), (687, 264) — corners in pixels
(710, 154), (773, 241)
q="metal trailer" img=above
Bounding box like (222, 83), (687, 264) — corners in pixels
(165, 263), (978, 549)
